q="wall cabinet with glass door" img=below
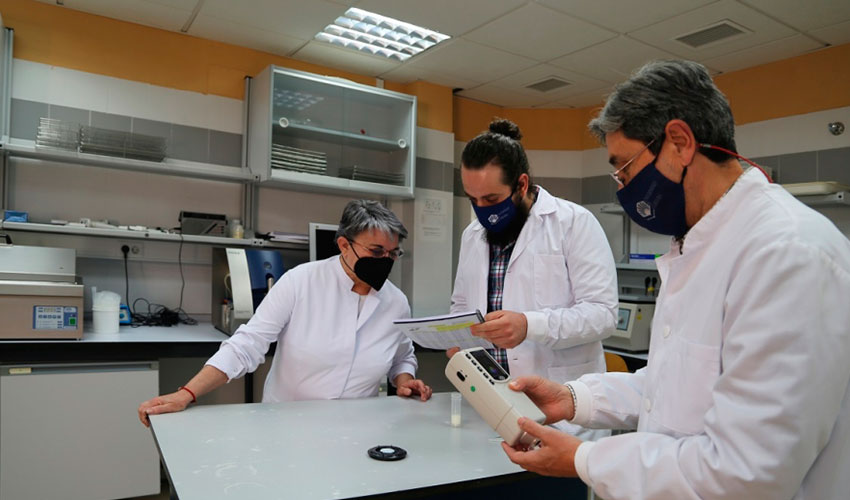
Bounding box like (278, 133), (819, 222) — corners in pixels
(247, 66), (416, 198)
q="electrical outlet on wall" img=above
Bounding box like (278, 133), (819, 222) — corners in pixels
(119, 242), (144, 259)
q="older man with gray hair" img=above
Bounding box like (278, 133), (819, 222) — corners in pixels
(139, 200), (431, 425)
(501, 60), (850, 499)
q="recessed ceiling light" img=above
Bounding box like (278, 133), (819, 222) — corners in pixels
(315, 8), (450, 62)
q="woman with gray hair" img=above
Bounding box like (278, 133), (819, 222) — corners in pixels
(139, 200), (431, 424)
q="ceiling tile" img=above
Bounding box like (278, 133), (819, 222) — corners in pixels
(549, 35), (679, 83)
(557, 89), (610, 108)
(629, 0), (799, 60)
(291, 41), (400, 77)
(379, 65), (480, 91)
(189, 14), (307, 56)
(385, 38), (538, 86)
(808, 21), (850, 46)
(464, 3), (616, 61)
(740, 0), (850, 31)
(144, 0), (199, 10)
(457, 85), (555, 108)
(490, 64), (610, 100)
(53, 0), (192, 31)
(354, 0), (526, 36)
(534, 100), (575, 109)
(200, 0), (346, 40)
(702, 34), (825, 73)
(536, 0), (718, 34)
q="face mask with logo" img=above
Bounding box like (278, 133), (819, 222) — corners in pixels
(472, 192), (517, 233)
(616, 159), (689, 237)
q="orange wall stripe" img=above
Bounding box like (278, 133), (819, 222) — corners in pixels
(715, 43), (850, 126)
(2, 0), (849, 143)
(0, 0), (454, 132)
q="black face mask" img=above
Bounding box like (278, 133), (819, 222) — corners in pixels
(344, 244), (394, 291)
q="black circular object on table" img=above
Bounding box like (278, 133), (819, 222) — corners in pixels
(367, 445), (407, 461)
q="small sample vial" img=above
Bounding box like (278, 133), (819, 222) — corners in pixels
(229, 219), (244, 239)
(451, 392), (462, 427)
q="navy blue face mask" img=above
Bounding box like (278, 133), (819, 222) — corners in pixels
(472, 192), (517, 233)
(616, 159), (689, 237)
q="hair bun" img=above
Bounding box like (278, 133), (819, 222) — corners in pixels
(489, 118), (522, 141)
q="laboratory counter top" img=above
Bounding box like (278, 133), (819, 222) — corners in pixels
(0, 322), (229, 363)
(150, 392), (586, 500)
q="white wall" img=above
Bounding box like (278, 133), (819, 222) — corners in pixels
(6, 60), (459, 317)
(12, 59), (242, 133)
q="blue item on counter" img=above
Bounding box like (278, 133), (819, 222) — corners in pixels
(245, 249), (286, 309)
(3, 210), (28, 222)
(119, 304), (132, 324)
(630, 253), (660, 260)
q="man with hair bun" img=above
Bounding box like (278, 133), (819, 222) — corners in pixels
(450, 117), (618, 442)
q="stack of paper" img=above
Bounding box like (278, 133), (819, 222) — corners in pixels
(394, 310), (492, 350)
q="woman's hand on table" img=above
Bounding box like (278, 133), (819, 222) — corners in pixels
(137, 390), (193, 427)
(394, 373), (433, 401)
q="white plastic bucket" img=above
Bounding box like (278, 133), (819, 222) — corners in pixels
(92, 308), (120, 334)
(92, 288), (121, 334)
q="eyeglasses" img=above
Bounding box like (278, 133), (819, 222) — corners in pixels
(348, 238), (404, 260)
(610, 138), (657, 186)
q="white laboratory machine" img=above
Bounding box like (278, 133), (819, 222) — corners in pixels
(604, 297), (655, 352)
(446, 348), (546, 448)
(0, 244), (83, 339)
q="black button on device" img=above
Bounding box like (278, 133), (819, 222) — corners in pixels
(456, 371), (466, 382)
(368, 445), (407, 461)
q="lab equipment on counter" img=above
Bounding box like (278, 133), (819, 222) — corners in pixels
(119, 304), (132, 324)
(446, 348), (545, 448)
(91, 288), (121, 334)
(308, 222), (340, 261)
(178, 211), (227, 236)
(603, 297), (655, 352)
(0, 244), (83, 339)
(211, 247), (285, 335)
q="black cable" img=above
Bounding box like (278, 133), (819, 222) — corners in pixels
(178, 232), (185, 311)
(123, 232), (196, 328)
(122, 245), (130, 306)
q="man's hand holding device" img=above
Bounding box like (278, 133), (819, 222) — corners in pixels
(445, 348), (545, 448)
(500, 375), (583, 477)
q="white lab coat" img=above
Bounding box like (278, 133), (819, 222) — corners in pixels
(206, 256), (417, 401)
(451, 186), (618, 438)
(570, 168), (850, 499)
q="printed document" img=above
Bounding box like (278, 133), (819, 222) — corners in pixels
(393, 310), (493, 350)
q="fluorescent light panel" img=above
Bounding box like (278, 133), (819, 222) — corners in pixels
(315, 8), (450, 62)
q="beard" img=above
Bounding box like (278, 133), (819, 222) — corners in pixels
(484, 195), (530, 246)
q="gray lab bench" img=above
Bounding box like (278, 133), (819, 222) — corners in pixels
(150, 392), (587, 500)
(0, 322), (230, 364)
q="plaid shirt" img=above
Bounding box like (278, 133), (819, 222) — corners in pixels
(487, 240), (515, 373)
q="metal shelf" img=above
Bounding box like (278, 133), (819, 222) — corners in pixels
(0, 221), (307, 250)
(273, 122), (406, 152)
(796, 191), (849, 207)
(599, 203), (624, 214)
(3, 141), (255, 183)
(616, 262), (658, 271)
(604, 347), (649, 361)
(265, 168), (413, 198)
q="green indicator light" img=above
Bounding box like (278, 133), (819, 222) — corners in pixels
(69, 318), (76, 325)
(470, 386), (476, 392)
